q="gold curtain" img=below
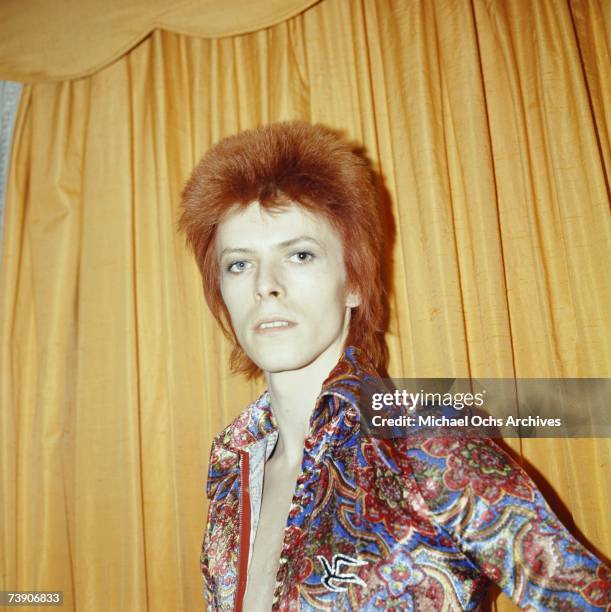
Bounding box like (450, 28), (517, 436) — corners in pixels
(0, 0), (319, 82)
(1, 0), (610, 610)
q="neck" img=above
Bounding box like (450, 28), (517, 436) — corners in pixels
(265, 339), (349, 466)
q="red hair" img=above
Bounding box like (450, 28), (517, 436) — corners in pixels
(179, 121), (386, 378)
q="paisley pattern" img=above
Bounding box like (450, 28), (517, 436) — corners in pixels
(201, 346), (610, 610)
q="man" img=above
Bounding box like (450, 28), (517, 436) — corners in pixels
(180, 121), (609, 610)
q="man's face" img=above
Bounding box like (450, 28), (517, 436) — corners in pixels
(216, 201), (360, 374)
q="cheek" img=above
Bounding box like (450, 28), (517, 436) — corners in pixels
(306, 276), (349, 320)
(220, 278), (249, 325)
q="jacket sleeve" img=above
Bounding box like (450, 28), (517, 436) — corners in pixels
(201, 434), (221, 610)
(201, 505), (216, 610)
(404, 435), (610, 610)
(200, 427), (244, 612)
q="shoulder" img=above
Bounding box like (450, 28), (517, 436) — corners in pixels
(212, 390), (273, 450)
(397, 434), (537, 511)
(206, 391), (273, 499)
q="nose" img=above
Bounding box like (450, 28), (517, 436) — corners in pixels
(255, 260), (284, 301)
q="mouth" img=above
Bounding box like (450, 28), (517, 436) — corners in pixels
(254, 318), (297, 333)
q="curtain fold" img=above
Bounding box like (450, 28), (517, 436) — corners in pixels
(1, 1), (609, 610)
(0, 0), (319, 82)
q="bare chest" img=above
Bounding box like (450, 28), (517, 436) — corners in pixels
(242, 458), (300, 611)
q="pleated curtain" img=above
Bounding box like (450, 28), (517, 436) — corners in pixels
(0, 1), (609, 610)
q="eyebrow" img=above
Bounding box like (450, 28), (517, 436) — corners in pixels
(220, 235), (324, 258)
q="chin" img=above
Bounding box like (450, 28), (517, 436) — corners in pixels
(248, 345), (321, 374)
(254, 354), (313, 374)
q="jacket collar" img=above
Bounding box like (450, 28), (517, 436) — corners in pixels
(231, 345), (378, 450)
(206, 346), (380, 498)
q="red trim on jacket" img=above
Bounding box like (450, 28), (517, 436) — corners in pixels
(235, 450), (251, 612)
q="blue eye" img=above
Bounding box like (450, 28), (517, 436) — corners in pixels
(290, 251), (315, 263)
(227, 260), (251, 273)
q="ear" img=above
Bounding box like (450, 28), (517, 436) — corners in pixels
(346, 290), (361, 308)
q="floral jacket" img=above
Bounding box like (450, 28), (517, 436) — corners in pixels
(201, 346), (610, 611)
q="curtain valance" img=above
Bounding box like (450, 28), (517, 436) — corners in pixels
(0, 0), (318, 82)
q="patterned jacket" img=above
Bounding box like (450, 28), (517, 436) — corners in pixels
(201, 346), (610, 610)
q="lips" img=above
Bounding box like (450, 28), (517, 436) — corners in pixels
(253, 316), (297, 332)
(259, 321), (290, 329)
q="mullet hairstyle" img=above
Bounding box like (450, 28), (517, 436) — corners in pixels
(179, 120), (385, 379)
